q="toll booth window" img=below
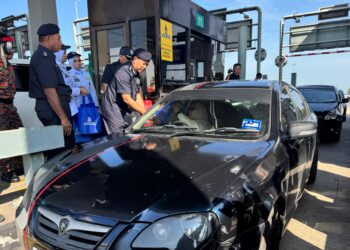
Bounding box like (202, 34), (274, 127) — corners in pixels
(190, 34), (207, 83)
(96, 27), (125, 89)
(211, 40), (225, 81)
(161, 23), (186, 93)
(131, 19), (156, 94)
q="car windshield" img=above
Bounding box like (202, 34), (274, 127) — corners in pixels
(131, 88), (271, 139)
(299, 89), (337, 103)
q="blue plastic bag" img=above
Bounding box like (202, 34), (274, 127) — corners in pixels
(78, 94), (101, 135)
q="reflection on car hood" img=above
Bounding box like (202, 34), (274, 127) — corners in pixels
(32, 134), (271, 223)
(308, 102), (337, 113)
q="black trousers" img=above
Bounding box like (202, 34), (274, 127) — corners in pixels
(36, 100), (75, 160)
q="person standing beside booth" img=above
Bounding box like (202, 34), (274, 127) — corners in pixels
(29, 23), (74, 160)
(226, 63), (241, 80)
(55, 45), (89, 131)
(101, 48), (151, 134)
(67, 51), (99, 141)
(68, 52), (99, 108)
(0, 33), (24, 183)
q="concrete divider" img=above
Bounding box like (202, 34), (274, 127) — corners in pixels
(0, 126), (64, 185)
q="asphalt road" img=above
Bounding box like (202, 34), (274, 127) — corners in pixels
(280, 113), (350, 249)
(1, 114), (350, 250)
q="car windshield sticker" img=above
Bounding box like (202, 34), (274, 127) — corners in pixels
(241, 119), (262, 130)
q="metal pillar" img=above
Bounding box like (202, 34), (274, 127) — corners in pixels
(238, 25), (248, 79)
(291, 72), (297, 86)
(14, 31), (25, 58)
(27, 0), (58, 52)
(278, 18), (284, 82)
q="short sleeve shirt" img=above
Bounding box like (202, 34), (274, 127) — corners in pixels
(29, 45), (72, 99)
(101, 61), (121, 84)
(101, 62), (140, 122)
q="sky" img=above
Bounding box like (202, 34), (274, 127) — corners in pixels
(1, 0), (349, 92)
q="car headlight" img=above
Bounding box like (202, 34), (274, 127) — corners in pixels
(132, 213), (218, 249)
(324, 110), (337, 120)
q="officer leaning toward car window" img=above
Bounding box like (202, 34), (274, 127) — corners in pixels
(29, 23), (75, 160)
(101, 48), (151, 134)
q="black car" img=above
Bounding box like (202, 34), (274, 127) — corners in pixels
(16, 80), (318, 250)
(298, 85), (349, 142)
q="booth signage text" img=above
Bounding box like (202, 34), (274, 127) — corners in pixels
(196, 13), (205, 28)
(160, 19), (173, 62)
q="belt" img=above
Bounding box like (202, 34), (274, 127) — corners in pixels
(37, 96), (71, 103)
(0, 98), (14, 104)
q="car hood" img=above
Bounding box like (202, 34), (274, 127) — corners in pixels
(30, 134), (271, 224)
(308, 102), (337, 113)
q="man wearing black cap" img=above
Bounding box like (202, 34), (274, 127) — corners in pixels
(100, 46), (133, 94)
(101, 48), (152, 134)
(29, 23), (75, 159)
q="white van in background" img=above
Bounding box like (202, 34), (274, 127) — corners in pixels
(10, 58), (43, 127)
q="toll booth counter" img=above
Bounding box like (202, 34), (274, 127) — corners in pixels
(88, 0), (226, 98)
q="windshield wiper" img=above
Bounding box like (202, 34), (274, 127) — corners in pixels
(168, 127), (260, 137)
(168, 130), (206, 137)
(132, 124), (198, 133)
(207, 127), (260, 134)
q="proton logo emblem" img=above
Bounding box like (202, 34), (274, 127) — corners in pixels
(58, 218), (69, 235)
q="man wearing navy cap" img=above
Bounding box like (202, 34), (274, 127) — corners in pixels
(101, 46), (133, 93)
(101, 48), (152, 134)
(29, 23), (75, 159)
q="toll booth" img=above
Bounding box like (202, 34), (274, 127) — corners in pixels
(87, 0), (226, 98)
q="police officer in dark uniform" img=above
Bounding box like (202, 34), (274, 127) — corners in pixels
(100, 46), (133, 93)
(29, 23), (74, 159)
(101, 48), (151, 134)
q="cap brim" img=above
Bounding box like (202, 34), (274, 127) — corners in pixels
(61, 45), (71, 50)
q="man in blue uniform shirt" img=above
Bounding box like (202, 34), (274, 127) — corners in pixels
(29, 23), (75, 159)
(101, 48), (151, 134)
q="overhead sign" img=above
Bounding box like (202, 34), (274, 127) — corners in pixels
(226, 19), (252, 50)
(275, 55), (287, 67)
(196, 13), (205, 28)
(319, 3), (349, 20)
(160, 19), (173, 62)
(290, 19), (350, 52)
(255, 48), (267, 62)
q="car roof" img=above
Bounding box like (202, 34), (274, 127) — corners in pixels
(177, 80), (277, 91)
(297, 85), (336, 89)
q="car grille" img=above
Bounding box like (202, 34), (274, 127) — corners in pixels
(35, 206), (111, 250)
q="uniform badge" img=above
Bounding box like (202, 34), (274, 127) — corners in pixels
(43, 51), (47, 57)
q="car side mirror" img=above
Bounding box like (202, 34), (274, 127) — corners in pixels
(289, 121), (317, 139)
(341, 98), (349, 104)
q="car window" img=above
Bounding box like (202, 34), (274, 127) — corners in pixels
(299, 88), (337, 103)
(131, 88), (271, 139)
(290, 89), (308, 119)
(280, 86), (297, 132)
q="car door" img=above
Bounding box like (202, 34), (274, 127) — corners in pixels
(280, 85), (308, 213)
(289, 88), (316, 188)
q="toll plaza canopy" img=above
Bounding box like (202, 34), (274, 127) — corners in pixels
(88, 0), (226, 96)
